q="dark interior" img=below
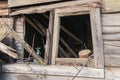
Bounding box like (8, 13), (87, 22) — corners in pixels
(58, 14), (93, 58)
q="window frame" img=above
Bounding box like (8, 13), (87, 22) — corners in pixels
(51, 3), (104, 69)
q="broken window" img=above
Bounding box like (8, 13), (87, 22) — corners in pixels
(51, 6), (104, 69)
(55, 14), (94, 66)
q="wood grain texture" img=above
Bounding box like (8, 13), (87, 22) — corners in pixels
(102, 13), (120, 26)
(51, 11), (60, 65)
(10, 0), (98, 15)
(8, 0), (60, 7)
(2, 64), (104, 78)
(90, 8), (104, 68)
(102, 26), (120, 34)
(103, 0), (120, 13)
(105, 54), (120, 67)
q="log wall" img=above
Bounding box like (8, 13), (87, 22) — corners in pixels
(102, 13), (120, 67)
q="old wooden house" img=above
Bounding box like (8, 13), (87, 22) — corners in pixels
(0, 0), (120, 80)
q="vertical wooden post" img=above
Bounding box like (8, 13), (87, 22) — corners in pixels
(51, 10), (60, 65)
(14, 17), (24, 59)
(90, 8), (104, 68)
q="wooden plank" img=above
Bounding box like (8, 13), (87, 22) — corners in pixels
(0, 9), (8, 16)
(105, 54), (120, 67)
(8, 0), (60, 7)
(103, 0), (120, 13)
(1, 67), (120, 80)
(102, 26), (120, 34)
(10, 0), (98, 15)
(45, 11), (54, 65)
(104, 44), (120, 55)
(2, 64), (104, 78)
(0, 42), (18, 59)
(103, 33), (120, 41)
(102, 13), (120, 26)
(6, 26), (44, 64)
(90, 8), (104, 68)
(55, 6), (89, 17)
(55, 58), (88, 66)
(51, 11), (60, 65)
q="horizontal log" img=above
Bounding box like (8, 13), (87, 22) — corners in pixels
(102, 26), (120, 34)
(55, 58), (88, 66)
(103, 33), (120, 41)
(8, 0), (60, 7)
(102, 13), (120, 26)
(0, 9), (8, 16)
(102, 0), (120, 13)
(2, 64), (104, 78)
(104, 44), (120, 54)
(10, 0), (98, 15)
(105, 54), (120, 67)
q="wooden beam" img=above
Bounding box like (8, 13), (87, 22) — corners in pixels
(44, 11), (54, 65)
(8, 0), (60, 7)
(7, 26), (44, 64)
(51, 11), (60, 65)
(90, 8), (104, 68)
(2, 64), (104, 78)
(0, 42), (18, 59)
(10, 0), (98, 15)
(55, 58), (88, 66)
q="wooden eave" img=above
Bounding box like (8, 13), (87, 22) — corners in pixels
(10, 0), (100, 16)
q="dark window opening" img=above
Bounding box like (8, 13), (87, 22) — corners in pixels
(58, 14), (93, 59)
(24, 13), (49, 60)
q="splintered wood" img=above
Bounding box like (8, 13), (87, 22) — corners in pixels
(0, 24), (44, 64)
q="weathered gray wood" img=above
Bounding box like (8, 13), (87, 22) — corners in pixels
(0, 42), (18, 59)
(45, 11), (54, 65)
(8, 0), (60, 7)
(103, 0), (120, 13)
(2, 64), (104, 78)
(105, 54), (120, 67)
(90, 8), (104, 68)
(10, 0), (98, 15)
(55, 6), (89, 17)
(44, 29), (50, 65)
(102, 13), (120, 26)
(104, 45), (120, 54)
(55, 58), (88, 66)
(51, 11), (60, 65)
(103, 33), (120, 41)
(104, 44), (120, 55)
(102, 26), (120, 34)
(7, 26), (44, 64)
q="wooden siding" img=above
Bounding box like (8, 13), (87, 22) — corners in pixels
(103, 0), (120, 13)
(8, 0), (60, 7)
(102, 13), (120, 67)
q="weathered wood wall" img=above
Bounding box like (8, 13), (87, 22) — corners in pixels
(102, 13), (120, 67)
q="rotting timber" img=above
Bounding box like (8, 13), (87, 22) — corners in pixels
(0, 0), (120, 80)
